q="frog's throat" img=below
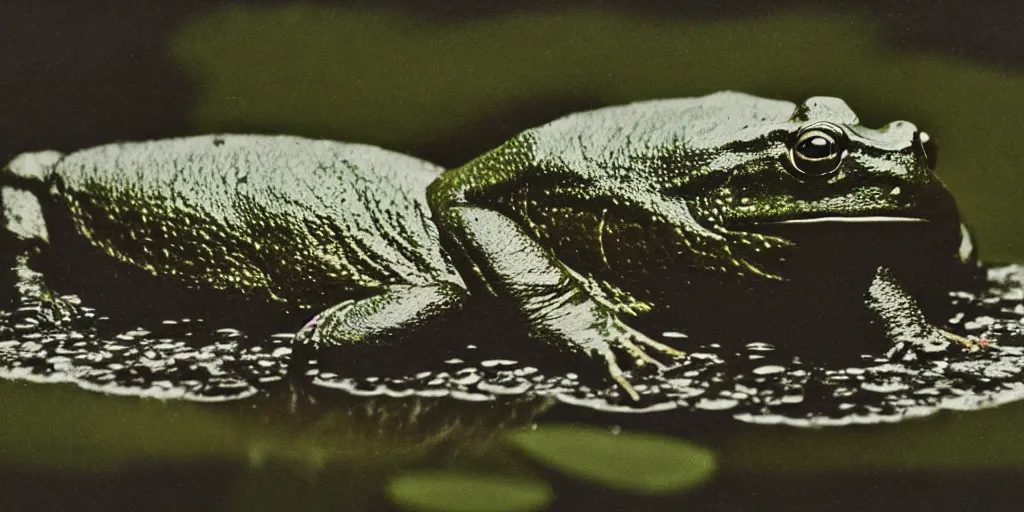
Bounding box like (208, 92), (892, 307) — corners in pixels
(763, 216), (929, 225)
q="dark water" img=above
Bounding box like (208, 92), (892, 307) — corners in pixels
(3, 259), (1024, 413)
(3, 263), (1024, 511)
(3, 2), (1024, 511)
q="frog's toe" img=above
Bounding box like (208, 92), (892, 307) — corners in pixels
(636, 336), (687, 359)
(294, 315), (321, 346)
(616, 334), (687, 374)
(599, 348), (641, 401)
(601, 319), (688, 377)
(616, 336), (667, 371)
(594, 321), (693, 400)
(886, 327), (986, 361)
(14, 294), (80, 328)
(939, 329), (988, 353)
(294, 300), (357, 347)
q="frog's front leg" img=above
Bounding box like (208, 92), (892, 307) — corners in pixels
(867, 266), (979, 360)
(436, 206), (684, 401)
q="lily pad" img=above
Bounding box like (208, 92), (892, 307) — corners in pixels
(508, 425), (717, 494)
(387, 471), (552, 512)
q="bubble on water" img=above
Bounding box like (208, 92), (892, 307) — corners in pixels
(4, 265), (1024, 424)
(752, 365), (786, 376)
(481, 359), (517, 368)
(696, 398), (739, 411)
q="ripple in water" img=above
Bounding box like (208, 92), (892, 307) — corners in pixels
(2, 265), (1024, 425)
(0, 311), (291, 402)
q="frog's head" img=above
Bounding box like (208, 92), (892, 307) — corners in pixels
(663, 93), (967, 281)
(689, 95), (951, 227)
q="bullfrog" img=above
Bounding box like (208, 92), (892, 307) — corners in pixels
(0, 92), (982, 400)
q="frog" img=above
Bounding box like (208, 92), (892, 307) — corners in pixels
(0, 92), (982, 400)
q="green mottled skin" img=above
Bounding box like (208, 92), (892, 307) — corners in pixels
(1, 92), (980, 398)
(48, 136), (458, 309)
(431, 94), (963, 311)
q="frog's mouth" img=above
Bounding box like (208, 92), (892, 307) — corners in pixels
(738, 213), (956, 283)
(760, 215), (930, 226)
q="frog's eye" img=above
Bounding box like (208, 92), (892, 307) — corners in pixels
(916, 131), (938, 170)
(788, 122), (846, 177)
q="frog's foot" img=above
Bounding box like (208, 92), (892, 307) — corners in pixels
(294, 282), (466, 350)
(885, 326), (986, 362)
(9, 252), (82, 329)
(591, 317), (687, 401)
(868, 266), (986, 362)
(939, 329), (987, 353)
(16, 294), (81, 329)
(294, 300), (358, 347)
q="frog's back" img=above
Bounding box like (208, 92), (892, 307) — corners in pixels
(48, 135), (455, 309)
(528, 92), (797, 162)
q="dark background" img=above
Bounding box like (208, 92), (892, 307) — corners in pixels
(3, 0), (1023, 264)
(4, 0), (1023, 161)
(3, 2), (1024, 511)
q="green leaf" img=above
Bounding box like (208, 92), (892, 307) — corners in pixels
(387, 471), (552, 512)
(509, 425), (717, 494)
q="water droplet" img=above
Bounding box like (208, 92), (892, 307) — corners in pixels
(752, 365), (785, 375)
(696, 398), (738, 410)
